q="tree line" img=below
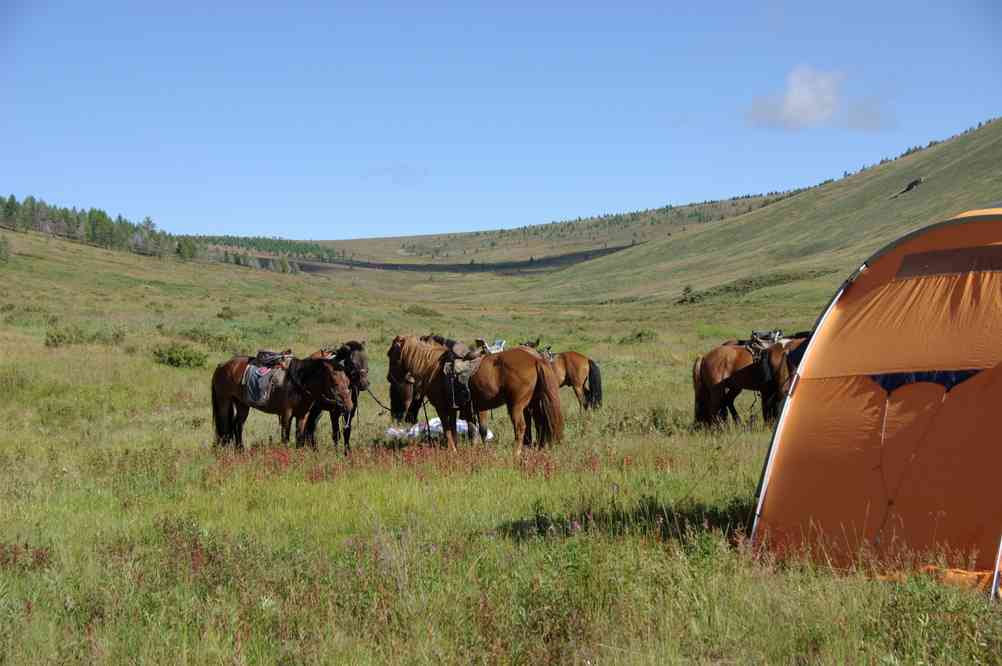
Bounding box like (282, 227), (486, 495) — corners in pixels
(0, 194), (323, 273)
(190, 235), (342, 263)
(1, 193), (198, 259)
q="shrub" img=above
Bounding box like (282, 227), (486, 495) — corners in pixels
(178, 324), (241, 352)
(216, 305), (237, 320)
(45, 323), (125, 348)
(152, 343), (207, 368)
(403, 304), (442, 318)
(45, 324), (87, 348)
(0, 234), (9, 263)
(92, 325), (126, 346)
(619, 328), (657, 344)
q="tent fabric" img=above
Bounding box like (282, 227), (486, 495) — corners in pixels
(753, 208), (1002, 583)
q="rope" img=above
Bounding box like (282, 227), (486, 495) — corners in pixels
(364, 387), (394, 413)
(422, 401), (433, 446)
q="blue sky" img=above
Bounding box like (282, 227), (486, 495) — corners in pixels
(2, 2), (999, 239)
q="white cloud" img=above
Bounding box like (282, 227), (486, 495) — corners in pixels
(747, 65), (892, 132)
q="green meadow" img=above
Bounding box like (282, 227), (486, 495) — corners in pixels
(2, 120), (1002, 663)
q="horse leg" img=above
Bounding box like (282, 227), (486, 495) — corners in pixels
(342, 406), (356, 456)
(524, 408), (535, 448)
(302, 404), (322, 449)
(280, 409), (292, 445)
(234, 403), (250, 450)
(509, 401), (529, 459)
(723, 386), (741, 424)
(330, 409), (341, 445)
(460, 404), (478, 444)
(478, 410), (489, 445)
(572, 385), (587, 410)
(442, 409), (459, 452)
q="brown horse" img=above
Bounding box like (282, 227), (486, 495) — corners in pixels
(211, 356), (353, 448)
(387, 336), (563, 455)
(692, 338), (805, 426)
(301, 341), (370, 453)
(522, 341), (602, 409)
(388, 334), (483, 426)
(389, 373), (422, 424)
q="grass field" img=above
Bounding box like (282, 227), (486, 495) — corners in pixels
(3, 120), (1002, 663)
(4, 221), (1002, 664)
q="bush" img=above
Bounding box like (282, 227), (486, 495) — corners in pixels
(216, 305), (237, 320)
(618, 328), (657, 344)
(45, 323), (126, 348)
(403, 304), (442, 318)
(152, 343), (207, 368)
(45, 324), (87, 348)
(0, 234), (9, 263)
(178, 324), (241, 352)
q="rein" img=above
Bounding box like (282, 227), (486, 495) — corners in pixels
(364, 387), (394, 413)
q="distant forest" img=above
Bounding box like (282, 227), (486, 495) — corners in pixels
(0, 193), (196, 259)
(0, 195), (326, 274)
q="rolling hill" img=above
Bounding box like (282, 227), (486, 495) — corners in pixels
(534, 117), (1002, 303)
(327, 193), (787, 264)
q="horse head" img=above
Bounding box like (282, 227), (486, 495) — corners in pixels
(337, 340), (370, 391)
(386, 336), (409, 384)
(322, 360), (354, 412)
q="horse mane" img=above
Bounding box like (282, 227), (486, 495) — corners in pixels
(399, 336), (446, 383)
(421, 333), (455, 347)
(319, 340), (366, 362)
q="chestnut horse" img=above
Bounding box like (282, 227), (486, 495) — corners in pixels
(387, 336), (488, 438)
(692, 338), (805, 426)
(387, 336), (563, 455)
(301, 341), (370, 453)
(388, 334), (482, 425)
(211, 356), (353, 448)
(522, 341), (602, 409)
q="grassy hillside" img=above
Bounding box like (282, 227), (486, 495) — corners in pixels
(329, 193), (783, 264)
(2, 221), (1001, 662)
(514, 118), (1002, 303)
(310, 118), (1000, 304)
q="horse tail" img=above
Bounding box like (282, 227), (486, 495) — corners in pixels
(532, 360), (564, 445)
(211, 371), (231, 444)
(585, 359), (603, 409)
(692, 356), (707, 424)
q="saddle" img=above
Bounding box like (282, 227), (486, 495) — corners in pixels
(519, 338), (554, 362)
(734, 330), (785, 356)
(242, 349), (292, 406)
(251, 349), (293, 368)
(476, 338), (506, 354)
(443, 354), (484, 408)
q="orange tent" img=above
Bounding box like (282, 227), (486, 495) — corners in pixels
(752, 206), (1002, 596)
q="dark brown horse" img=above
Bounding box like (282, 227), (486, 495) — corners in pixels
(522, 341), (602, 409)
(692, 338), (805, 426)
(211, 356), (353, 448)
(389, 373), (423, 424)
(387, 336), (563, 456)
(301, 341), (370, 453)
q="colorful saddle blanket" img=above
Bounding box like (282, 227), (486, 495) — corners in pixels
(242, 363), (286, 406)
